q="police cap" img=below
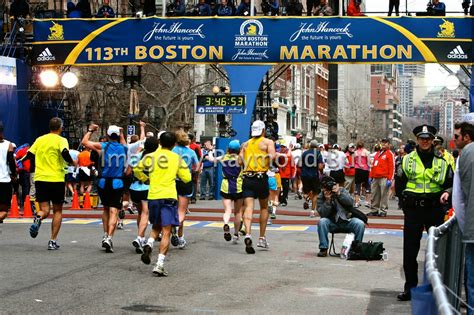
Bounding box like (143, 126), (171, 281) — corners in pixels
(413, 124), (437, 139)
(433, 136), (444, 144)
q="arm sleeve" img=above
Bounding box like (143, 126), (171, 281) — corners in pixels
(7, 151), (17, 176)
(61, 149), (74, 164)
(177, 158), (192, 183)
(388, 151), (395, 180)
(134, 155), (150, 183)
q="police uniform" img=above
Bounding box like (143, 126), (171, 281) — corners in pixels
(397, 125), (453, 301)
(434, 136), (456, 171)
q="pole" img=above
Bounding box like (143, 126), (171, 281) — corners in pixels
(250, 0), (255, 16)
(470, 66), (474, 112)
(162, 0), (167, 16)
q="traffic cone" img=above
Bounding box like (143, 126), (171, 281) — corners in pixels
(71, 191), (80, 209)
(23, 195), (34, 218)
(8, 194), (20, 218)
(83, 192), (92, 210)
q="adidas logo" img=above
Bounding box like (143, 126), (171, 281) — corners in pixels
(37, 48), (56, 62)
(447, 45), (468, 59)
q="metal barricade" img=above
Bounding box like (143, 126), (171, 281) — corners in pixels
(425, 214), (465, 315)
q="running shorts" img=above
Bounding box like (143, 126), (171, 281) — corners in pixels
(329, 170), (345, 184)
(0, 182), (12, 208)
(242, 174), (269, 199)
(220, 191), (243, 201)
(35, 181), (65, 204)
(176, 180), (193, 198)
(148, 199), (179, 227)
(98, 180), (124, 209)
(130, 189), (148, 204)
(301, 176), (320, 194)
(268, 177), (277, 191)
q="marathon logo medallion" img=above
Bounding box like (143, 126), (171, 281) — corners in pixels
(232, 20), (269, 61)
(48, 22), (64, 40)
(437, 19), (455, 38)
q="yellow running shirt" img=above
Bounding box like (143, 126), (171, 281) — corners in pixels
(243, 137), (270, 173)
(29, 133), (69, 182)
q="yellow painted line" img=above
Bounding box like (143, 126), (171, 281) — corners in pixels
(183, 221), (200, 227)
(121, 219), (135, 225)
(4, 218), (31, 223)
(64, 219), (101, 224)
(205, 222), (225, 228)
(278, 226), (310, 231)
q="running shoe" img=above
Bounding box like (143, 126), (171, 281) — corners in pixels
(379, 211), (387, 217)
(354, 202), (361, 208)
(117, 222), (124, 230)
(178, 238), (187, 249)
(270, 206), (277, 220)
(280, 202), (287, 207)
(127, 207), (135, 215)
(141, 243), (152, 265)
(132, 238), (143, 254)
(303, 200), (309, 210)
(101, 234), (107, 248)
(48, 240), (60, 250)
(257, 237), (269, 249)
(171, 227), (179, 247)
(232, 234), (240, 244)
(364, 202), (372, 208)
(297, 191), (303, 200)
(267, 218), (272, 225)
(152, 263), (168, 277)
(29, 215), (42, 238)
(157, 233), (162, 242)
(367, 210), (380, 217)
(244, 236), (255, 254)
(103, 237), (114, 253)
(118, 209), (126, 219)
(310, 210), (316, 218)
(223, 224), (232, 242)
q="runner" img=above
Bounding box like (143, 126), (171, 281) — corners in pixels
(218, 140), (243, 242)
(239, 120), (276, 254)
(26, 118), (77, 250)
(77, 147), (93, 197)
(127, 136), (159, 254)
(171, 130), (199, 249)
(291, 143), (303, 199)
(135, 131), (191, 276)
(300, 140), (324, 217)
(65, 142), (80, 203)
(82, 123), (127, 253)
(354, 140), (371, 208)
(0, 121), (16, 224)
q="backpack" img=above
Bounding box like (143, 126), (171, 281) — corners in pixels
(347, 240), (384, 261)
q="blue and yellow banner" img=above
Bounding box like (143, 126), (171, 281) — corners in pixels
(32, 17), (473, 66)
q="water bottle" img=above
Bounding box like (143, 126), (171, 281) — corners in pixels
(383, 251), (388, 261)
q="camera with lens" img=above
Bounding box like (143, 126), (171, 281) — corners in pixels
(321, 176), (337, 192)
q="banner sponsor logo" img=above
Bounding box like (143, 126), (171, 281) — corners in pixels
(437, 19), (455, 38)
(447, 45), (468, 60)
(48, 22), (64, 40)
(289, 22), (353, 42)
(233, 19), (269, 61)
(37, 47), (56, 61)
(142, 22), (205, 42)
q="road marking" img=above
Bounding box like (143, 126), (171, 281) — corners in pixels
(64, 219), (101, 225)
(1, 219), (405, 236)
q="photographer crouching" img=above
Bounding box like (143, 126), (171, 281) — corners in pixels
(316, 176), (367, 257)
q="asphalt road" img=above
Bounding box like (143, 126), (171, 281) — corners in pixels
(0, 222), (414, 314)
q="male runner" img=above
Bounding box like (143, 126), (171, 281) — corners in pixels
(27, 118), (77, 250)
(0, 122), (16, 223)
(239, 120), (276, 254)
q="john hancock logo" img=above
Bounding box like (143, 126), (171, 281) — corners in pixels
(437, 19), (455, 38)
(232, 19), (269, 61)
(48, 21), (64, 40)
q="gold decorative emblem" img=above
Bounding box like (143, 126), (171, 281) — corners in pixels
(437, 19), (455, 38)
(246, 25), (257, 36)
(48, 22), (64, 40)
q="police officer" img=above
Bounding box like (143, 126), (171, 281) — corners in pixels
(397, 125), (453, 301)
